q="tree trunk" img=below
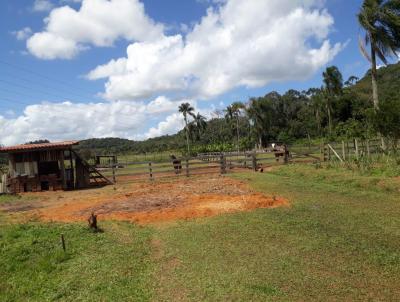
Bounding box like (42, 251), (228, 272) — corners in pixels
(184, 115), (190, 155)
(236, 116), (240, 153)
(370, 43), (379, 110)
(327, 101), (332, 136)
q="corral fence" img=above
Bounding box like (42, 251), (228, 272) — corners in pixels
(97, 147), (319, 184)
(322, 138), (392, 162)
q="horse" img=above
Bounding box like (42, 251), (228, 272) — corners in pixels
(273, 145), (290, 162)
(170, 155), (182, 174)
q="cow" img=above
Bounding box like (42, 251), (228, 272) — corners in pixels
(170, 155), (182, 174)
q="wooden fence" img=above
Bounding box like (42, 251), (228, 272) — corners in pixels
(322, 138), (386, 162)
(98, 148), (317, 184)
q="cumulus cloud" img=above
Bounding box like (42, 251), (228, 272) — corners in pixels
(88, 0), (343, 101)
(11, 27), (33, 41)
(0, 97), (193, 146)
(144, 113), (184, 139)
(33, 0), (54, 12)
(27, 0), (164, 59)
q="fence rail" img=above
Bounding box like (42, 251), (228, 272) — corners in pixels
(97, 147), (315, 183)
(322, 138), (388, 162)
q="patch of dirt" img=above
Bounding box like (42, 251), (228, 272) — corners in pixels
(0, 175), (289, 224)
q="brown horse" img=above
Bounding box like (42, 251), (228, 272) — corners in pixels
(170, 155), (182, 174)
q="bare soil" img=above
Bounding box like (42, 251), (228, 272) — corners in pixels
(1, 175), (288, 224)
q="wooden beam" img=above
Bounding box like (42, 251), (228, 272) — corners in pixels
(327, 144), (344, 162)
(59, 150), (67, 190)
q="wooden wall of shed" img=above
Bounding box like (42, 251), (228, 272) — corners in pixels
(75, 157), (90, 189)
(11, 150), (63, 163)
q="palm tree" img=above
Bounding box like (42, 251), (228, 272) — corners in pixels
(323, 66), (343, 135)
(193, 112), (207, 140)
(231, 102), (245, 153)
(358, 0), (400, 110)
(178, 102), (195, 155)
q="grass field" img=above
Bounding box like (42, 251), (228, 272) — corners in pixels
(1, 164), (399, 301)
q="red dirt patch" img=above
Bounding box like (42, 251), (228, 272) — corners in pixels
(1, 176), (288, 224)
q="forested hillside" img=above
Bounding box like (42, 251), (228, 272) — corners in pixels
(75, 62), (400, 155)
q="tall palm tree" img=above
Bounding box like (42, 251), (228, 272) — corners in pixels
(178, 102), (195, 155)
(358, 0), (400, 110)
(193, 112), (207, 140)
(323, 66), (343, 135)
(231, 102), (245, 153)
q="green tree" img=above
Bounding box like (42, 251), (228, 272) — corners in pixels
(231, 102), (245, 152)
(193, 112), (207, 140)
(323, 66), (343, 135)
(178, 103), (195, 155)
(307, 88), (325, 136)
(358, 0), (400, 110)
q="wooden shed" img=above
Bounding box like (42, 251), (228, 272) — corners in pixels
(0, 141), (111, 194)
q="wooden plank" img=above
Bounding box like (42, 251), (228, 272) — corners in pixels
(327, 144), (343, 162)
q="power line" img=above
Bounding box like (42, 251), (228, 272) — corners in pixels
(0, 79), (72, 100)
(0, 73), (95, 100)
(0, 59), (96, 96)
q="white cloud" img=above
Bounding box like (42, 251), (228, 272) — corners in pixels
(144, 113), (184, 139)
(147, 96), (186, 115)
(89, 0), (343, 101)
(11, 27), (33, 41)
(0, 96), (193, 146)
(27, 0), (164, 59)
(33, 0), (54, 12)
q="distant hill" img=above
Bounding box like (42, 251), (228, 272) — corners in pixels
(352, 61), (400, 102)
(76, 62), (400, 156)
(77, 134), (185, 155)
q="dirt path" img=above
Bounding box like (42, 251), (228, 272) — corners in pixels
(1, 175), (288, 224)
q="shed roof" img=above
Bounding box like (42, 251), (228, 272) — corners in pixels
(0, 141), (79, 153)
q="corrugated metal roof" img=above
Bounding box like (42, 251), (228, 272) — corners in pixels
(0, 141), (79, 153)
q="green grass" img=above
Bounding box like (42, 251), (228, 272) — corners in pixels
(0, 222), (154, 301)
(1, 164), (400, 301)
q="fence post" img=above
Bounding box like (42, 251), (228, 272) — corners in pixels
(284, 145), (289, 164)
(342, 141), (346, 161)
(185, 159), (189, 177)
(320, 143), (324, 161)
(112, 165), (116, 184)
(252, 152), (257, 171)
(328, 144), (331, 161)
(366, 139), (370, 157)
(220, 154), (226, 175)
(148, 162), (153, 181)
(355, 139), (359, 159)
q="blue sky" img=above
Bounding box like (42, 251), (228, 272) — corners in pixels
(0, 0), (383, 145)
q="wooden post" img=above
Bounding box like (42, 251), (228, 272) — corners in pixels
(366, 139), (370, 157)
(69, 149), (75, 189)
(355, 139), (359, 159)
(320, 143), (324, 162)
(60, 150), (67, 190)
(284, 145), (289, 164)
(220, 154), (226, 175)
(328, 145), (331, 161)
(185, 159), (189, 177)
(112, 165), (116, 184)
(252, 152), (257, 171)
(148, 162), (153, 181)
(61, 234), (66, 252)
(342, 141), (346, 161)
